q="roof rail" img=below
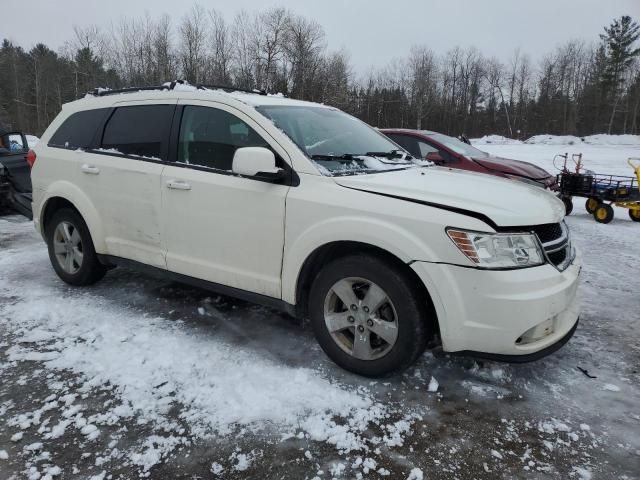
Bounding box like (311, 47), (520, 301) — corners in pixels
(90, 85), (170, 97)
(89, 80), (269, 97)
(196, 84), (268, 96)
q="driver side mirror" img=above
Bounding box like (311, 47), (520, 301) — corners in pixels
(232, 147), (286, 181)
(425, 151), (444, 164)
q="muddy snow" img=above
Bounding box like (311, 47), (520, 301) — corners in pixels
(0, 143), (639, 479)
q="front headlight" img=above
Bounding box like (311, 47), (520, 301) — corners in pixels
(447, 229), (546, 269)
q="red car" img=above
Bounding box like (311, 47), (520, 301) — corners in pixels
(382, 129), (557, 190)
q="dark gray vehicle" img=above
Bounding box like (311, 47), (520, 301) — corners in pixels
(0, 131), (33, 218)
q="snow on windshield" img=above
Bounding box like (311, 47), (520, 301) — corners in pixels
(257, 105), (413, 175)
(311, 156), (412, 176)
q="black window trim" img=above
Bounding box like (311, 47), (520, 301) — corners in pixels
(168, 104), (299, 186)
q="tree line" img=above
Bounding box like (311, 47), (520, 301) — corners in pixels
(1, 6), (638, 139)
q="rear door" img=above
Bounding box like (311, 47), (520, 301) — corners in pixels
(83, 101), (176, 267)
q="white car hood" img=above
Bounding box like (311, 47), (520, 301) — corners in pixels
(333, 166), (565, 228)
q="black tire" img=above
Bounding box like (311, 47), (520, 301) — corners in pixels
(593, 204), (614, 224)
(585, 197), (600, 214)
(308, 254), (432, 377)
(629, 208), (640, 222)
(45, 208), (106, 286)
(561, 196), (573, 216)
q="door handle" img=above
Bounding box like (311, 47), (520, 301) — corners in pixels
(81, 164), (100, 175)
(166, 180), (191, 191)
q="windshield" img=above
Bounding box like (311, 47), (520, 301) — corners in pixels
(428, 133), (488, 157)
(257, 105), (414, 175)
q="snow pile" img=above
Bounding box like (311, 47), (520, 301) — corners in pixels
(524, 134), (640, 146)
(471, 135), (523, 145)
(26, 135), (40, 147)
(525, 135), (584, 145)
(582, 134), (640, 146)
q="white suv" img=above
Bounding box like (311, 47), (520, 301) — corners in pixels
(30, 84), (581, 377)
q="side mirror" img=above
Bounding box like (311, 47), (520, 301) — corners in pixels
(232, 147), (285, 181)
(425, 151), (444, 163)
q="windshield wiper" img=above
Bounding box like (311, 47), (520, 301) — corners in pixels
(363, 150), (413, 162)
(310, 153), (365, 161)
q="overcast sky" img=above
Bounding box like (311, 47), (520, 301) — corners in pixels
(2, 0), (638, 76)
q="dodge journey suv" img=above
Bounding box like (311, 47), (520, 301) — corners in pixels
(30, 84), (581, 377)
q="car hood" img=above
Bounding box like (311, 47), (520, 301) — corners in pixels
(472, 155), (552, 180)
(333, 166), (565, 228)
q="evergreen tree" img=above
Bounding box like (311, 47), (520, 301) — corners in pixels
(600, 16), (640, 133)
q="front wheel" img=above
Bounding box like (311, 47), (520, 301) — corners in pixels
(308, 254), (432, 377)
(593, 204), (614, 224)
(629, 208), (640, 222)
(45, 208), (106, 286)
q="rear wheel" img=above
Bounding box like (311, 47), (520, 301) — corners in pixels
(308, 254), (432, 377)
(561, 196), (573, 216)
(45, 208), (106, 285)
(585, 197), (600, 214)
(629, 208), (640, 222)
(593, 204), (614, 224)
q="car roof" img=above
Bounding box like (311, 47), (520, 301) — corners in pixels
(62, 86), (329, 112)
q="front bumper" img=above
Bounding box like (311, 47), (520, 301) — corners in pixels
(412, 251), (581, 358)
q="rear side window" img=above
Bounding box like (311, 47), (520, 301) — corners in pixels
(48, 109), (109, 149)
(101, 105), (174, 160)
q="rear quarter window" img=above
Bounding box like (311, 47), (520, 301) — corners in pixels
(48, 108), (110, 149)
(101, 105), (175, 160)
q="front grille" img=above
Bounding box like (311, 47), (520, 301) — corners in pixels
(548, 248), (567, 266)
(529, 223), (563, 243)
(535, 222), (571, 270)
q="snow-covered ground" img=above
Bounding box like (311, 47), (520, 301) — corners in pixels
(0, 142), (639, 478)
(472, 133), (640, 148)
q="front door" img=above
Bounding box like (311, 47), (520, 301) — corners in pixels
(161, 102), (290, 298)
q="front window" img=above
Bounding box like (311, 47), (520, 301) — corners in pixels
(257, 105), (414, 175)
(177, 106), (270, 171)
(427, 133), (488, 158)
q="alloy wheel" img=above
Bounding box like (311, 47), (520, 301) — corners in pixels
(323, 277), (399, 361)
(53, 221), (84, 274)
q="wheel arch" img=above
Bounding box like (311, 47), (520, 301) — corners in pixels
(39, 183), (106, 252)
(291, 240), (440, 340)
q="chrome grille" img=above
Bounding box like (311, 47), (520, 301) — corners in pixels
(530, 223), (563, 244)
(536, 222), (572, 271)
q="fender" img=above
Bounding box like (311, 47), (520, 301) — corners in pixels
(38, 181), (106, 253)
(281, 215), (440, 304)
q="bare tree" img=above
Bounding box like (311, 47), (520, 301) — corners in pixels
(283, 14), (325, 99)
(231, 10), (257, 88)
(179, 4), (207, 83)
(208, 9), (233, 84)
(408, 46), (437, 129)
